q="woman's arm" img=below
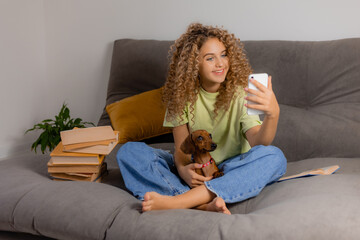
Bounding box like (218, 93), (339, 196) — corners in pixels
(245, 76), (280, 147)
(173, 124), (192, 168)
(173, 124), (213, 187)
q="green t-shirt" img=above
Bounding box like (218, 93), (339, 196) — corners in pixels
(163, 87), (262, 164)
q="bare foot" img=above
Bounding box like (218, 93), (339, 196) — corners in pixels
(142, 192), (179, 212)
(204, 197), (231, 215)
(142, 186), (220, 213)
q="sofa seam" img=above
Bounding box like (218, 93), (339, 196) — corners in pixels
(101, 198), (140, 240)
(10, 182), (48, 231)
(206, 214), (228, 240)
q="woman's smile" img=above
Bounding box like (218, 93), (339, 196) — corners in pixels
(213, 69), (225, 75)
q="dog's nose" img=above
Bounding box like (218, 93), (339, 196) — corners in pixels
(211, 143), (217, 150)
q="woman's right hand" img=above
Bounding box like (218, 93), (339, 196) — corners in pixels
(177, 163), (213, 188)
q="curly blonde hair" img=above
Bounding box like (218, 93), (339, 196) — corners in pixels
(163, 23), (252, 122)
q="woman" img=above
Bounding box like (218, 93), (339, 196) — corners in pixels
(117, 23), (286, 214)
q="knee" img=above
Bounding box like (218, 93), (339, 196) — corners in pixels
(256, 145), (287, 175)
(116, 142), (147, 164)
(118, 142), (145, 154)
(267, 146), (287, 175)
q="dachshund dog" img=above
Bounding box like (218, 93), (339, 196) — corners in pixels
(180, 130), (224, 179)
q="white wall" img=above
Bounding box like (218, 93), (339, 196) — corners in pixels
(0, 0), (48, 158)
(1, 0), (359, 159)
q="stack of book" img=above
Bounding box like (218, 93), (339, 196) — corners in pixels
(47, 126), (118, 182)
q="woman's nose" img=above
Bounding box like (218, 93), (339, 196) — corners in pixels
(215, 58), (224, 67)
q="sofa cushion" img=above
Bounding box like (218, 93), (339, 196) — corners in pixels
(13, 182), (137, 240)
(275, 104), (360, 161)
(0, 153), (140, 240)
(247, 39), (360, 161)
(243, 39), (360, 161)
(106, 87), (172, 143)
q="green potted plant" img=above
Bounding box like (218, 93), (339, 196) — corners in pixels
(26, 103), (95, 154)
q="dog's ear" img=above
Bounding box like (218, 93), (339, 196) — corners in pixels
(180, 134), (195, 154)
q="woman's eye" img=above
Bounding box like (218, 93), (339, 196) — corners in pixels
(206, 57), (214, 61)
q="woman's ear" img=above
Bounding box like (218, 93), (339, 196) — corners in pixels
(180, 134), (195, 154)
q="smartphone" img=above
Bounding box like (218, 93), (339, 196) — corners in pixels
(247, 73), (269, 115)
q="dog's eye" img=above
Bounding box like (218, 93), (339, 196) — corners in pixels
(197, 136), (203, 141)
(209, 134), (212, 139)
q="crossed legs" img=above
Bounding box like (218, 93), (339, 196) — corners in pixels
(142, 185), (231, 215)
(118, 143), (286, 215)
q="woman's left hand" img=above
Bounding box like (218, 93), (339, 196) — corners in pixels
(245, 76), (280, 119)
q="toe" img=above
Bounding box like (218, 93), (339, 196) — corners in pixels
(144, 192), (151, 201)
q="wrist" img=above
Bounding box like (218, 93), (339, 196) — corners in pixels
(265, 113), (279, 120)
(266, 106), (280, 120)
(174, 157), (190, 170)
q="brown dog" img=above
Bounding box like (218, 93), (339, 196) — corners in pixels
(180, 130), (224, 179)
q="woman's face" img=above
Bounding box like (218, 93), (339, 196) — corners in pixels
(198, 38), (229, 93)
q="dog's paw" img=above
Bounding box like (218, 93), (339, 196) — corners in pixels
(213, 171), (224, 178)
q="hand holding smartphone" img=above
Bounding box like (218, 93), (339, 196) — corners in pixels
(247, 73), (269, 115)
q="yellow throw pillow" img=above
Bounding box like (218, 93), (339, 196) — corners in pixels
(106, 87), (172, 144)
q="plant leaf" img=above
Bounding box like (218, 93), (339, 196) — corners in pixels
(40, 131), (49, 154)
(42, 119), (54, 123)
(74, 118), (82, 126)
(27, 102), (95, 154)
(64, 107), (70, 120)
(31, 137), (41, 153)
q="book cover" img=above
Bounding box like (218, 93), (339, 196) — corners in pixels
(278, 165), (340, 182)
(63, 139), (114, 150)
(62, 132), (119, 155)
(50, 142), (104, 165)
(63, 140), (118, 155)
(50, 155), (104, 165)
(47, 160), (106, 173)
(50, 163), (107, 182)
(60, 126), (117, 146)
(52, 177), (102, 183)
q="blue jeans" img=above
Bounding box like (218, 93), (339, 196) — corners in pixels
(116, 142), (287, 203)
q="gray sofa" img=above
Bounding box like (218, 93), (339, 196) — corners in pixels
(1, 38), (359, 240)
